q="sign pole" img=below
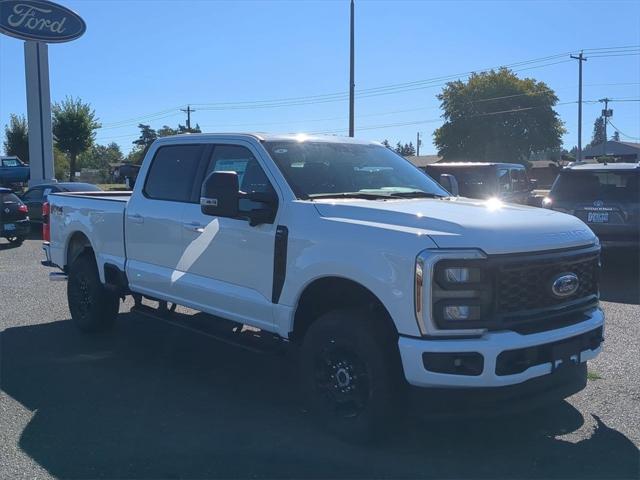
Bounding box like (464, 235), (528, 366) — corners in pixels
(24, 40), (54, 185)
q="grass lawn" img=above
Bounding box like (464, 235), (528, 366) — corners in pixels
(98, 183), (129, 191)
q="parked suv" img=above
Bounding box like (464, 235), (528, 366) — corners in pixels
(0, 188), (30, 245)
(543, 163), (640, 248)
(423, 162), (535, 204)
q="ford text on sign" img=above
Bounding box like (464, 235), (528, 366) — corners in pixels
(0, 0), (85, 42)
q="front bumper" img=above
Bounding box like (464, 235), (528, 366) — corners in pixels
(399, 307), (604, 388)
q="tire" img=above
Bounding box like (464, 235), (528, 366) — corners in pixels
(300, 308), (403, 442)
(6, 236), (24, 246)
(67, 252), (119, 332)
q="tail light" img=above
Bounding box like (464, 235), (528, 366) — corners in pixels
(42, 201), (50, 242)
(18, 204), (28, 214)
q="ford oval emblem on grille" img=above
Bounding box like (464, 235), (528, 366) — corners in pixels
(551, 273), (580, 298)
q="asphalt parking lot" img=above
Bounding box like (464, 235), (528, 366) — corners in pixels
(1, 237), (639, 479)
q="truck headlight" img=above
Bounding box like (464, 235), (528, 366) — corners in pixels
(432, 260), (493, 329)
(414, 249), (489, 337)
(443, 304), (481, 321)
(444, 267), (481, 284)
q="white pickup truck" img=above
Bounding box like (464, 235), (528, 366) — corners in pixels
(42, 133), (604, 439)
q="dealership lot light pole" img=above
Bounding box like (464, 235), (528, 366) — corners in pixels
(349, 0), (355, 137)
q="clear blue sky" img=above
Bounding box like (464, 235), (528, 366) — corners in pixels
(1, 0), (639, 157)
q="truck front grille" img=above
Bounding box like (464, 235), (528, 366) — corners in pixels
(496, 250), (599, 314)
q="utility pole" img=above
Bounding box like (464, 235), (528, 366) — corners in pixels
(599, 97), (612, 157)
(416, 132), (421, 156)
(348, 0), (355, 137)
(181, 105), (196, 130)
(570, 52), (587, 161)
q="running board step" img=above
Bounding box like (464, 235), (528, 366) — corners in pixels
(130, 304), (286, 355)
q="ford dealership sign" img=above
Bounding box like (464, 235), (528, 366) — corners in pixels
(0, 0), (85, 42)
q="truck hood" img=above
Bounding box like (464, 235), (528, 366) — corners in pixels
(313, 197), (596, 254)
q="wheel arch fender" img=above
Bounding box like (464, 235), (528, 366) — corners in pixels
(289, 274), (399, 344)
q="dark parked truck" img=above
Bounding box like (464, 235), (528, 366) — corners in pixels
(543, 163), (640, 248)
(423, 162), (536, 205)
(42, 134), (605, 440)
(0, 156), (30, 187)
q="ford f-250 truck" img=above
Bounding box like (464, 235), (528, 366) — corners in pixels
(42, 133), (604, 439)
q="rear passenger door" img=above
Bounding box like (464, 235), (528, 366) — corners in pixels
(125, 143), (206, 300)
(176, 142), (280, 330)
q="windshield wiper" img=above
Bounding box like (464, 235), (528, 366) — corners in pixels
(386, 191), (446, 198)
(308, 192), (391, 200)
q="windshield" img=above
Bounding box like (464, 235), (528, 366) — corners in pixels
(264, 141), (449, 199)
(425, 166), (497, 198)
(550, 170), (639, 203)
(2, 158), (22, 167)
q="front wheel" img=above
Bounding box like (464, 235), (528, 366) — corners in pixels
(300, 308), (403, 442)
(67, 252), (119, 332)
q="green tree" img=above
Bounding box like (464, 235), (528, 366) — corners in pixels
(78, 142), (124, 181)
(52, 97), (100, 181)
(128, 124), (158, 165)
(177, 123), (201, 134)
(381, 139), (391, 148)
(3, 114), (29, 163)
(590, 117), (606, 147)
(433, 68), (565, 164)
(53, 147), (69, 180)
(157, 125), (178, 137)
(612, 130), (620, 141)
(394, 141), (416, 156)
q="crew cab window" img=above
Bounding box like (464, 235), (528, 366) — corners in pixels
(206, 145), (275, 213)
(144, 145), (203, 202)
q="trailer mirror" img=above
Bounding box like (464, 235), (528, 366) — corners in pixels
(200, 171), (239, 218)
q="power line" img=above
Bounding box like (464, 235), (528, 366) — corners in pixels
(607, 120), (640, 140)
(94, 45), (640, 132)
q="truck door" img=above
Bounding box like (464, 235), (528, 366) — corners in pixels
(176, 142), (279, 331)
(125, 144), (205, 299)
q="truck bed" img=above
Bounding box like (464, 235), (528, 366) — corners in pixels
(48, 191), (131, 278)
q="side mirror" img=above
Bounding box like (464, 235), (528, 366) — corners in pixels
(439, 173), (459, 196)
(200, 171), (239, 217)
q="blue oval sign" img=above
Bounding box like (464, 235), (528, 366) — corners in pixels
(0, 0), (85, 43)
(551, 272), (580, 298)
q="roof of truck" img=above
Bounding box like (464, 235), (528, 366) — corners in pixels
(564, 162), (640, 171)
(426, 162), (525, 169)
(153, 132), (381, 145)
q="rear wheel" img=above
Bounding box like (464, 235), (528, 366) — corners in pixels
(67, 252), (119, 332)
(6, 236), (24, 246)
(300, 308), (403, 442)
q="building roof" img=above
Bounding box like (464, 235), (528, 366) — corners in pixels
(582, 140), (640, 158)
(406, 155), (441, 167)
